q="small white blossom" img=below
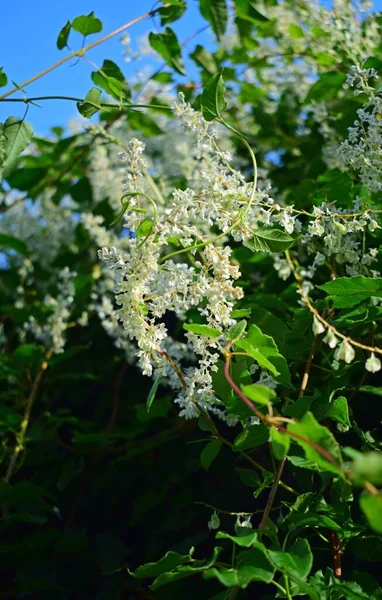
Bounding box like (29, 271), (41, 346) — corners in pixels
(365, 352), (381, 373)
(323, 329), (339, 349)
(312, 316), (325, 335)
(334, 340), (355, 364)
(208, 511), (220, 530)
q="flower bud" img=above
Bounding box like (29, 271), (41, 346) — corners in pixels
(334, 340), (355, 364)
(208, 511), (220, 530)
(365, 352), (381, 373)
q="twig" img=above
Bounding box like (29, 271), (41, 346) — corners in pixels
(0, 11), (157, 101)
(5, 356), (50, 481)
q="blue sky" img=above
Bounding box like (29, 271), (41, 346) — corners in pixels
(1, 0), (381, 135)
(0, 0), (209, 134)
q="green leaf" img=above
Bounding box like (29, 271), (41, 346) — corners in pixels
(359, 386), (382, 397)
(245, 303), (289, 348)
(318, 276), (382, 308)
(131, 549), (192, 578)
(183, 323), (222, 338)
(233, 0), (269, 23)
(72, 12), (103, 36)
(201, 72), (227, 121)
(327, 396), (350, 428)
(0, 67), (8, 87)
(149, 28), (185, 75)
(150, 547), (221, 589)
(236, 468), (261, 488)
(216, 530), (261, 548)
(283, 512), (342, 534)
(287, 412), (344, 477)
(128, 112), (163, 136)
(289, 23), (305, 38)
(247, 228), (296, 253)
(268, 538), (313, 580)
(271, 427), (290, 460)
(91, 60), (127, 100)
(199, 0), (227, 41)
(346, 449), (382, 486)
(227, 320), (247, 342)
(306, 71), (347, 102)
(57, 21), (71, 50)
(146, 377), (162, 413)
(1, 116), (33, 171)
(359, 493), (382, 533)
(231, 308), (251, 318)
(136, 218), (154, 239)
(190, 45), (219, 75)
(241, 384), (276, 406)
(0, 233), (29, 256)
(77, 88), (102, 118)
(200, 440), (222, 470)
(233, 424), (269, 451)
(349, 535), (382, 562)
(158, 1), (186, 25)
(205, 535), (274, 586)
(331, 581), (371, 600)
(235, 324), (291, 387)
(13, 344), (44, 365)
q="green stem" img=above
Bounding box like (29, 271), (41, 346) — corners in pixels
(285, 575), (293, 600)
(272, 580), (287, 595)
(0, 96), (171, 111)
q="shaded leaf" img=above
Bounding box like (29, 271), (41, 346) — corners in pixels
(149, 28), (185, 75)
(235, 324), (291, 387)
(57, 21), (71, 49)
(200, 440), (222, 470)
(199, 0), (227, 41)
(146, 377), (162, 413)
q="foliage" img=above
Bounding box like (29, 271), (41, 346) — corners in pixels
(1, 1), (382, 598)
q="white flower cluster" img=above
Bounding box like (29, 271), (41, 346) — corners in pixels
(312, 317), (381, 373)
(24, 267), (76, 354)
(280, 200), (382, 295)
(95, 91), (381, 422)
(339, 66), (382, 192)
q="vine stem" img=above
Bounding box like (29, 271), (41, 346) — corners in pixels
(0, 97), (171, 111)
(5, 354), (51, 481)
(258, 458), (285, 532)
(0, 10), (156, 101)
(284, 250), (382, 356)
(258, 333), (319, 532)
(223, 352), (341, 468)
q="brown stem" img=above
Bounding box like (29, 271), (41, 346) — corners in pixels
(299, 334), (319, 399)
(330, 531), (342, 578)
(258, 458), (286, 532)
(5, 357), (50, 482)
(223, 354), (341, 469)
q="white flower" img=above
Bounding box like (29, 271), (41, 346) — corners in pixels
(334, 340), (355, 364)
(365, 352), (381, 373)
(323, 329), (339, 349)
(312, 316), (325, 335)
(235, 515), (252, 531)
(208, 511), (220, 530)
